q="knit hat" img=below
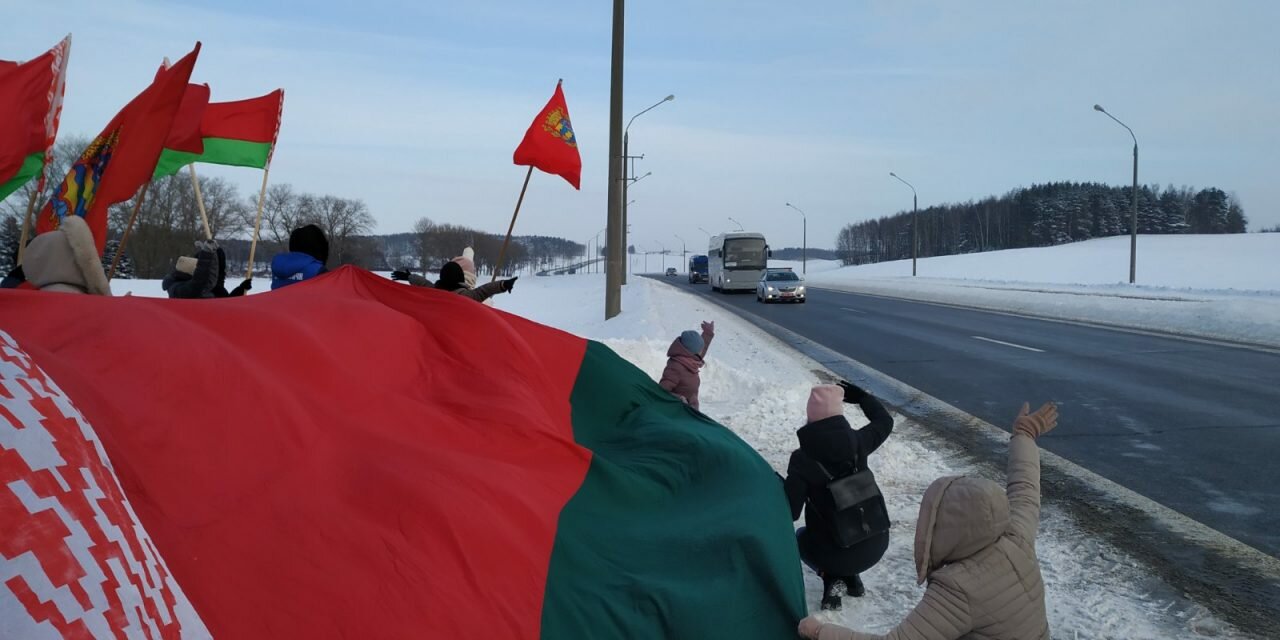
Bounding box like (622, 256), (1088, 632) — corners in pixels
(453, 247), (477, 277)
(435, 260), (465, 291)
(806, 385), (844, 424)
(176, 256), (198, 275)
(679, 330), (704, 355)
(289, 224), (329, 265)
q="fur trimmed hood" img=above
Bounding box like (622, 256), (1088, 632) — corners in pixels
(22, 216), (112, 296)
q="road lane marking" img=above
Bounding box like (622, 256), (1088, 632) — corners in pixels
(840, 307), (866, 315)
(971, 335), (1045, 353)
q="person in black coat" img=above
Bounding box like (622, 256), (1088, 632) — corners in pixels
(784, 381), (895, 610)
(162, 240), (219, 299)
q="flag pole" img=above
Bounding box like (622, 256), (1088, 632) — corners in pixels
(246, 163), (271, 281)
(492, 166), (533, 282)
(109, 183), (150, 280)
(16, 189), (39, 265)
(188, 164), (213, 239)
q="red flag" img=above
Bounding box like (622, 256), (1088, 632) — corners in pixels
(0, 35), (70, 200)
(513, 81), (582, 189)
(37, 43), (201, 253)
(166, 84), (211, 155)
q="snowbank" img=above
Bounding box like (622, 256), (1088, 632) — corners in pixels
(795, 234), (1280, 347)
(502, 273), (1242, 639)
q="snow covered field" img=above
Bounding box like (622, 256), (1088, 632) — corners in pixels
(773, 234), (1280, 347)
(104, 272), (1246, 637)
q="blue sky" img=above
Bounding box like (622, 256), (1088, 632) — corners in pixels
(6, 0), (1278, 250)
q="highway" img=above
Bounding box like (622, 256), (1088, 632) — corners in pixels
(651, 274), (1280, 557)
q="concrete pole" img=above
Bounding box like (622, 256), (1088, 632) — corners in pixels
(605, 0), (625, 319)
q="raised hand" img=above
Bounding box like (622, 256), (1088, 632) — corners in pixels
(1013, 402), (1058, 439)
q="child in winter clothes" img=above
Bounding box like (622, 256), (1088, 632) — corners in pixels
(271, 224), (329, 290)
(658, 321), (714, 410)
(163, 240), (253, 299)
(163, 240), (220, 298)
(786, 382), (894, 610)
(419, 261), (516, 303)
(798, 401), (1059, 640)
(20, 215), (111, 296)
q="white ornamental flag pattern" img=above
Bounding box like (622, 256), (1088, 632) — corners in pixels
(0, 329), (209, 638)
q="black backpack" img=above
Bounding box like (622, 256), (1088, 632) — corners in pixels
(814, 459), (890, 548)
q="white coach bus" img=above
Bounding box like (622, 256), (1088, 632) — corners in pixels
(708, 232), (769, 292)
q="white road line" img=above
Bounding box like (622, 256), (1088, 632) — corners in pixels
(971, 335), (1045, 353)
(840, 307), (866, 315)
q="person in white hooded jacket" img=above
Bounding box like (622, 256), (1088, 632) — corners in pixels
(799, 402), (1058, 640)
(21, 215), (112, 296)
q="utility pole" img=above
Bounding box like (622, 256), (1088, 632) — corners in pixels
(605, 0), (625, 319)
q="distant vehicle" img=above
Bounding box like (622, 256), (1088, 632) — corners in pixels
(708, 232), (770, 292)
(756, 267), (806, 303)
(665, 267), (678, 277)
(688, 255), (709, 283)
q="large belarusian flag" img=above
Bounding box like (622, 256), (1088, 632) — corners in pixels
(0, 35), (70, 201)
(152, 89), (283, 178)
(0, 268), (806, 638)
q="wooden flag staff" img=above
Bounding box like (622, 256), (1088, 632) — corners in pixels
(188, 164), (213, 240)
(15, 189), (39, 266)
(491, 166), (533, 282)
(108, 183), (150, 280)
(245, 163), (271, 280)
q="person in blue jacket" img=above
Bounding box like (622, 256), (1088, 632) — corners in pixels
(271, 224), (329, 290)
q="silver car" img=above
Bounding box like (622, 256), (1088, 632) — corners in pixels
(756, 268), (806, 303)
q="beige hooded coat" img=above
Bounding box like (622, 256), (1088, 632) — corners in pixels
(809, 433), (1048, 640)
(21, 215), (112, 296)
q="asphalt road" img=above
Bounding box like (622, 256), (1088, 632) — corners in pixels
(652, 275), (1280, 557)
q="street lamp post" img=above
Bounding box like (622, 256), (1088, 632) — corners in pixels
(727, 217), (744, 231)
(624, 94), (674, 286)
(697, 226), (712, 238)
(1094, 104), (1139, 284)
(656, 242), (666, 271)
(591, 227), (606, 274)
(674, 234), (686, 271)
(785, 202), (807, 274)
(889, 172), (918, 276)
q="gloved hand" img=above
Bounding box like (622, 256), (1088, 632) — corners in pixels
(836, 380), (867, 403)
(1013, 402), (1058, 439)
(501, 276), (519, 293)
(700, 320), (715, 338)
(194, 239), (219, 254)
(798, 616), (827, 639)
(391, 268), (412, 281)
(230, 278), (253, 297)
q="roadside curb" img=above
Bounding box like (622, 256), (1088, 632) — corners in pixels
(653, 278), (1280, 635)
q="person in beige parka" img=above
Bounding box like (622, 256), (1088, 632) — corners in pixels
(799, 401), (1058, 640)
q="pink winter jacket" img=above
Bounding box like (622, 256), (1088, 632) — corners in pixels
(658, 331), (713, 410)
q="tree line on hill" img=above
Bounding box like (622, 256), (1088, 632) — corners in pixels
(1, 136), (586, 279)
(834, 182), (1249, 265)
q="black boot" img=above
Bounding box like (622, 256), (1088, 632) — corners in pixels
(820, 575), (843, 610)
(847, 575), (866, 598)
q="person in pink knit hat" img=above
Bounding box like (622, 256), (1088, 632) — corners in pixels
(784, 381), (895, 611)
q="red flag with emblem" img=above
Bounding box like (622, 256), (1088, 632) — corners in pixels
(513, 81), (581, 190)
(36, 43), (200, 254)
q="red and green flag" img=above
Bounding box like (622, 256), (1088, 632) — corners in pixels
(514, 81), (582, 190)
(0, 35), (70, 202)
(37, 43), (201, 254)
(0, 267), (806, 638)
(153, 89), (284, 178)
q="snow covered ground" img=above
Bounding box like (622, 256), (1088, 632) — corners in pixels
(103, 272), (1247, 637)
(772, 234), (1280, 347)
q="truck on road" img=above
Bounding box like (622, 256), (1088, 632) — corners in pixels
(688, 255), (709, 283)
